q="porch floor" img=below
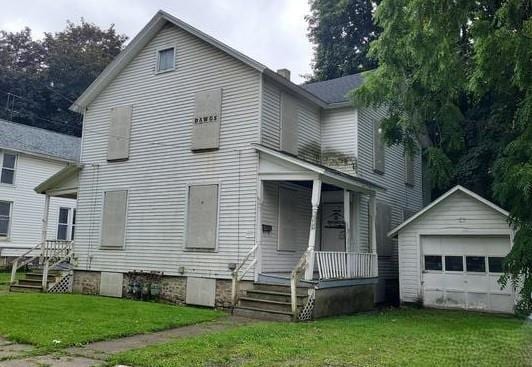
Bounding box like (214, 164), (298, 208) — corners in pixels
(258, 272), (378, 289)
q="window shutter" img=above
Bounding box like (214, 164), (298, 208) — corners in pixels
(101, 191), (128, 248)
(405, 155), (415, 186)
(191, 89), (222, 151)
(373, 120), (385, 173)
(278, 187), (298, 251)
(376, 201), (392, 256)
(280, 93), (298, 155)
(107, 106), (132, 161)
(186, 185), (218, 249)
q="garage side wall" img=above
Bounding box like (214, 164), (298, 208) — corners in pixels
(398, 191), (511, 303)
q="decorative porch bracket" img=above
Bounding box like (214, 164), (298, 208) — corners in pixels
(304, 178), (322, 280)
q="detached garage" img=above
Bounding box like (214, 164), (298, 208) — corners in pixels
(389, 185), (515, 313)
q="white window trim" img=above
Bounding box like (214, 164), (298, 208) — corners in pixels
(99, 189), (129, 250)
(0, 151), (17, 186)
(183, 181), (221, 252)
(0, 200), (13, 240)
(57, 207), (75, 241)
(154, 45), (176, 74)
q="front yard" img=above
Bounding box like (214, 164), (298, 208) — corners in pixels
(110, 308), (532, 367)
(0, 293), (221, 349)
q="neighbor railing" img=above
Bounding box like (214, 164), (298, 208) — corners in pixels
(10, 241), (43, 285)
(231, 244), (258, 306)
(315, 251), (377, 280)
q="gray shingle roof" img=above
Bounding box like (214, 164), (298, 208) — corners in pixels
(301, 73), (365, 104)
(0, 119), (81, 162)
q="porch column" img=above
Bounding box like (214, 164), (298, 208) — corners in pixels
(305, 178), (322, 280)
(344, 190), (351, 252)
(369, 193), (377, 254)
(40, 194), (51, 260)
(254, 180), (264, 280)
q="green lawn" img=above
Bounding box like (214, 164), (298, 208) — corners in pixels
(0, 293), (221, 349)
(110, 308), (532, 367)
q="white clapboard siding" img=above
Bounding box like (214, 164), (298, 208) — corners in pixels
(320, 107), (357, 175)
(0, 152), (76, 256)
(260, 181), (311, 273)
(356, 107), (423, 294)
(260, 78), (321, 162)
(398, 190), (511, 302)
(76, 24), (260, 279)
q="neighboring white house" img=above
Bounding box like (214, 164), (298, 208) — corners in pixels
(33, 10), (423, 319)
(0, 119), (80, 262)
(389, 185), (515, 313)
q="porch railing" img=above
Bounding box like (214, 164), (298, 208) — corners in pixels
(315, 251), (377, 280)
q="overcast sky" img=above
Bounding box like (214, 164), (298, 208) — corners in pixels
(0, 0), (314, 83)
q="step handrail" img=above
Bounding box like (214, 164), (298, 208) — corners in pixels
(290, 249), (310, 318)
(10, 241), (43, 284)
(231, 244), (258, 306)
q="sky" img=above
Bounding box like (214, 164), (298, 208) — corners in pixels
(0, 0), (315, 83)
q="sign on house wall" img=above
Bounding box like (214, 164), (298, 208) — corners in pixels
(191, 88), (222, 151)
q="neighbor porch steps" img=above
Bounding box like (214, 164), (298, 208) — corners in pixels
(233, 281), (311, 321)
(9, 269), (62, 293)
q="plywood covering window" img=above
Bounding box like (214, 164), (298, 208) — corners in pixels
(107, 106), (132, 161)
(0, 201), (12, 238)
(278, 187), (298, 251)
(101, 190), (128, 248)
(280, 93), (298, 155)
(157, 47), (175, 72)
(191, 89), (222, 151)
(185, 185), (219, 250)
(0, 152), (16, 184)
(373, 120), (385, 174)
(375, 201), (392, 256)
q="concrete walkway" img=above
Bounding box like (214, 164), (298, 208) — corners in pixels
(0, 316), (254, 367)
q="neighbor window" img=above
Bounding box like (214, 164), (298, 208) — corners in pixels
(280, 92), (299, 155)
(57, 207), (70, 240)
(157, 47), (175, 72)
(405, 154), (415, 186)
(488, 257), (505, 273)
(466, 256), (486, 272)
(0, 201), (12, 238)
(1, 152), (16, 184)
(424, 255), (442, 271)
(71, 209), (76, 241)
(445, 256), (464, 271)
(185, 184), (219, 250)
(373, 120), (385, 174)
(376, 202), (393, 256)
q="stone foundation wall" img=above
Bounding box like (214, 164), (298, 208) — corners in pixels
(122, 273), (187, 303)
(312, 282), (376, 319)
(72, 270), (101, 295)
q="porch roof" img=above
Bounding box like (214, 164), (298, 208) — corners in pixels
(254, 144), (385, 194)
(34, 164), (81, 199)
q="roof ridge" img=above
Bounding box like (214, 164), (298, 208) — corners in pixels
(0, 118), (80, 140)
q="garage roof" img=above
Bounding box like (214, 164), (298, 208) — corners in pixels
(388, 185), (509, 237)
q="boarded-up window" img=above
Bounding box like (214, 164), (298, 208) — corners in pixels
(191, 89), (222, 151)
(186, 185), (218, 250)
(278, 187), (298, 251)
(107, 106), (132, 161)
(101, 191), (128, 248)
(375, 201), (392, 256)
(405, 154), (415, 186)
(373, 120), (385, 173)
(280, 93), (298, 155)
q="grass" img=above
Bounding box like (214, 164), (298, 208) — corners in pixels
(110, 308), (532, 367)
(0, 271), (20, 293)
(0, 293), (221, 349)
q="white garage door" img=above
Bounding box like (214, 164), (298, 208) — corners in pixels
(421, 235), (514, 313)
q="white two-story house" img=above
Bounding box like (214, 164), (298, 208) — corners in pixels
(0, 119), (79, 264)
(32, 10), (422, 320)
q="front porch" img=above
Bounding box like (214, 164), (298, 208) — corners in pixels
(232, 145), (384, 320)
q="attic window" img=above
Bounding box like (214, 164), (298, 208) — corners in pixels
(157, 47), (175, 72)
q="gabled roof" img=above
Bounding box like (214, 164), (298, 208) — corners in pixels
(388, 185), (509, 237)
(301, 73), (365, 105)
(0, 118), (80, 163)
(71, 10), (327, 112)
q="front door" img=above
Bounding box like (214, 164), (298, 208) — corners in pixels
(321, 203), (346, 251)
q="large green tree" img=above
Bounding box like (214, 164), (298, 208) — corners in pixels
(306, 0), (381, 81)
(352, 0), (531, 312)
(0, 20), (126, 135)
